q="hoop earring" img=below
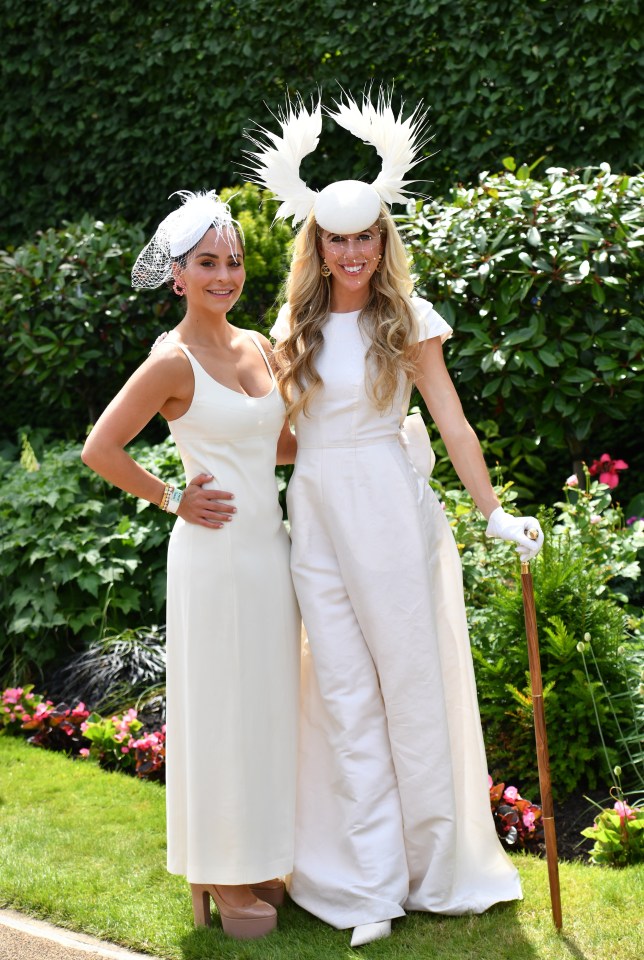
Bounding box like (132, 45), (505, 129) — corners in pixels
(173, 278), (186, 297)
(321, 261), (331, 278)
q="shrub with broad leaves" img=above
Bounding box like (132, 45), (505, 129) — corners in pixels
(581, 790), (644, 866)
(402, 164), (644, 503)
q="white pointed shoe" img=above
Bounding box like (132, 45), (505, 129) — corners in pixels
(350, 920), (392, 947)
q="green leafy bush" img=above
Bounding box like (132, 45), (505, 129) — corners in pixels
(0, 215), (157, 435)
(221, 183), (293, 336)
(0, 435), (182, 687)
(460, 482), (644, 799)
(0, 187), (292, 441)
(81, 708), (144, 774)
(403, 164), (644, 503)
(581, 791), (644, 867)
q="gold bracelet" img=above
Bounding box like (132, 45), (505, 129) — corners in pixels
(159, 483), (174, 511)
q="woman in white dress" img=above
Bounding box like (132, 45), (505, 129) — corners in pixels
(247, 92), (544, 947)
(82, 191), (300, 940)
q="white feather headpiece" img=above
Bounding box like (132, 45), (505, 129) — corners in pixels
(243, 87), (431, 232)
(243, 96), (321, 226)
(327, 88), (430, 205)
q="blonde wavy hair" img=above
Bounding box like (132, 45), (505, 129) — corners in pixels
(274, 204), (419, 419)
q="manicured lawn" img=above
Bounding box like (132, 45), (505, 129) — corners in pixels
(0, 736), (642, 959)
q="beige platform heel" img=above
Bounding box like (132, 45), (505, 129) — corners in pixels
(190, 883), (277, 939)
(249, 878), (285, 907)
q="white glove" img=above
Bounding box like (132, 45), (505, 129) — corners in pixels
(485, 506), (544, 561)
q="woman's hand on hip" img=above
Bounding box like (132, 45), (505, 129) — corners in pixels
(178, 473), (236, 528)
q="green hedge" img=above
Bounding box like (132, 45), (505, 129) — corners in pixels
(1, 0), (642, 245)
(404, 163), (644, 505)
(0, 184), (291, 441)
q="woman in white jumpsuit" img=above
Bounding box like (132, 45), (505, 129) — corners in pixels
(247, 89), (544, 945)
(270, 204), (543, 947)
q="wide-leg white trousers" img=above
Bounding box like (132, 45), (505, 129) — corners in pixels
(287, 443), (522, 928)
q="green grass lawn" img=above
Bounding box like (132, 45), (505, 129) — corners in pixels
(0, 736), (642, 960)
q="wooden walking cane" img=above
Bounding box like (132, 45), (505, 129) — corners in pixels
(521, 538), (563, 930)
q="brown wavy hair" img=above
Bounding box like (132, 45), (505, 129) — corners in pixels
(274, 205), (419, 419)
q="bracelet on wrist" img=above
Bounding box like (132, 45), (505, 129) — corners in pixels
(165, 486), (183, 514)
(158, 483), (183, 513)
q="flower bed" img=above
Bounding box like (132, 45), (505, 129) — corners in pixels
(1, 685), (165, 782)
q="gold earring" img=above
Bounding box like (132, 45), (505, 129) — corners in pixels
(321, 261), (331, 277)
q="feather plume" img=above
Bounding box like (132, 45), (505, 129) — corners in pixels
(326, 88), (431, 205)
(243, 96), (321, 225)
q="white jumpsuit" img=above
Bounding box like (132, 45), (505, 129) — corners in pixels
(271, 298), (522, 928)
(165, 336), (300, 885)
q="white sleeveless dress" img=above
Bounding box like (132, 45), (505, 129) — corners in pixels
(164, 335), (300, 885)
(271, 298), (521, 927)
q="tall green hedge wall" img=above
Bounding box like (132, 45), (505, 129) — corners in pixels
(1, 0), (642, 246)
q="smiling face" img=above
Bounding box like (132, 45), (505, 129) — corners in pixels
(175, 227), (245, 315)
(317, 222), (383, 310)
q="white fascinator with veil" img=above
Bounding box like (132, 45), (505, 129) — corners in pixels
(131, 190), (243, 289)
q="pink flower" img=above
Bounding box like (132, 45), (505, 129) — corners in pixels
(3, 688), (23, 705)
(614, 801), (635, 823)
(79, 748), (90, 758)
(590, 514), (601, 524)
(121, 746), (130, 754)
(588, 453), (628, 489)
(522, 809), (536, 829)
(565, 474), (578, 487)
(503, 786), (520, 802)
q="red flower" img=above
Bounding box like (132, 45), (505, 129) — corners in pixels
(588, 453), (628, 489)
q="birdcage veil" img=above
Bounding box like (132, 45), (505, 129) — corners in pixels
(131, 190), (243, 289)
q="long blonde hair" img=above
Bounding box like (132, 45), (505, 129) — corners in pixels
(274, 205), (419, 419)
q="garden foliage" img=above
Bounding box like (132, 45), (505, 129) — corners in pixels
(581, 793), (644, 867)
(1, 1), (641, 245)
(403, 164), (644, 501)
(0, 686), (165, 781)
(45, 626), (166, 719)
(1, 426), (641, 803)
(451, 481), (644, 799)
(4, 685), (542, 848)
(0, 435), (182, 686)
(489, 779), (544, 852)
(0, 185), (291, 441)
